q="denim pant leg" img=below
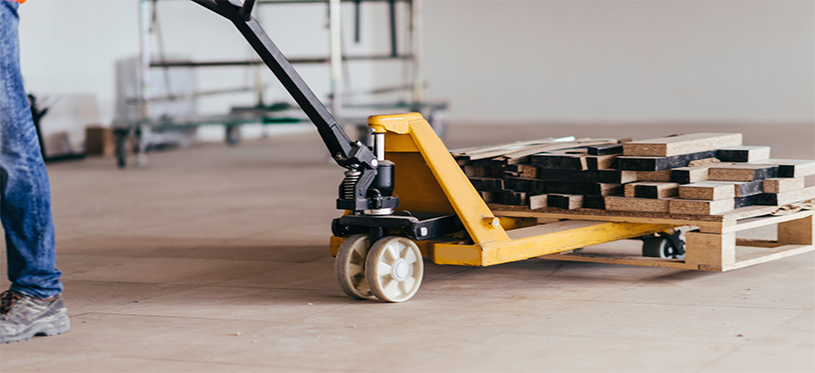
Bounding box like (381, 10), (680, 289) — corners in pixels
(0, 1), (63, 299)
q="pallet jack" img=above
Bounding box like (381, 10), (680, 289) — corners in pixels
(193, 0), (678, 302)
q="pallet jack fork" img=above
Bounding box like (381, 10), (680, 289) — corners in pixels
(194, 0), (676, 303)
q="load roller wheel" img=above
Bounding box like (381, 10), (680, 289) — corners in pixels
(642, 234), (685, 260)
(365, 236), (424, 303)
(335, 234), (376, 300)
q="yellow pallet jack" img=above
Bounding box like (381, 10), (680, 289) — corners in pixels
(194, 0), (676, 302)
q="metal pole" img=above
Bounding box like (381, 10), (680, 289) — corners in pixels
(328, 0), (343, 116)
(410, 0), (422, 104)
(137, 0), (152, 166)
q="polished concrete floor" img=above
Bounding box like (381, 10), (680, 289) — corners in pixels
(1, 123), (814, 372)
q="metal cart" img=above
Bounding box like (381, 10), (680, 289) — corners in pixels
(116, 0), (448, 168)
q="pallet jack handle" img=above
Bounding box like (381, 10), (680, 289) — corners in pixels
(190, 0), (377, 172)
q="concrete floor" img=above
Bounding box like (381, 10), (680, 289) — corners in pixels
(1, 123), (814, 372)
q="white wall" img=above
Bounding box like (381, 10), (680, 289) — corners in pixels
(17, 0), (382, 126)
(17, 0), (815, 127)
(419, 0), (815, 123)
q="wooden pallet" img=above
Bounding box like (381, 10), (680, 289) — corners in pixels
(491, 204), (814, 271)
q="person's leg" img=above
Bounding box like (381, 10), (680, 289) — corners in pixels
(1, 1), (68, 344)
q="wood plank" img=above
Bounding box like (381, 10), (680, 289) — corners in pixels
(763, 177), (805, 194)
(734, 195), (757, 209)
(669, 198), (735, 215)
(530, 153), (588, 170)
(625, 182), (679, 199)
(547, 194), (584, 210)
(755, 186), (815, 206)
(491, 201), (797, 224)
(504, 177), (546, 195)
(504, 164), (540, 179)
(585, 154), (618, 170)
(479, 191), (499, 203)
(716, 146), (771, 162)
(618, 150), (718, 171)
(708, 164), (779, 182)
(750, 159), (815, 178)
(678, 181), (736, 201)
(546, 182), (622, 196)
(469, 177), (504, 192)
(604, 196), (671, 213)
(671, 163), (729, 184)
(721, 211), (814, 234)
(583, 195), (606, 209)
(587, 143), (623, 155)
(499, 190), (527, 206)
(537, 169), (638, 184)
(622, 133), (742, 157)
(733, 180), (764, 197)
(721, 244), (815, 271)
(636, 170), (673, 182)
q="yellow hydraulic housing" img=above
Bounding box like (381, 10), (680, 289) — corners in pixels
(330, 113), (672, 266)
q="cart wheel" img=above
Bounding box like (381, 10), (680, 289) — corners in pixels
(225, 125), (241, 146)
(365, 236), (424, 303)
(335, 234), (376, 300)
(642, 236), (684, 259)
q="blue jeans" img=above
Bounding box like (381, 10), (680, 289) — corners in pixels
(1, 1), (62, 299)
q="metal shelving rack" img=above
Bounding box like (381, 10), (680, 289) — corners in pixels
(116, 0), (448, 168)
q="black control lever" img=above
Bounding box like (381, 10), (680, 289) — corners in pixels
(190, 0), (398, 214)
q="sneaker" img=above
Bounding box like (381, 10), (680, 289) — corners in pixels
(0, 290), (70, 344)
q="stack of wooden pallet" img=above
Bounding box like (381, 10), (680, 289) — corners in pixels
(454, 133), (815, 216)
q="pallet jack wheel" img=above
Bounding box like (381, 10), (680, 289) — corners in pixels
(365, 236), (423, 303)
(642, 235), (685, 260)
(335, 234), (376, 300)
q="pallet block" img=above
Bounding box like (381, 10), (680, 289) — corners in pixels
(623, 133), (742, 157)
(685, 232), (736, 267)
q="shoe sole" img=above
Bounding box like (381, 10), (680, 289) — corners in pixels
(1, 308), (70, 344)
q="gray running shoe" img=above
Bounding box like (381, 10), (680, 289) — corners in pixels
(0, 290), (70, 344)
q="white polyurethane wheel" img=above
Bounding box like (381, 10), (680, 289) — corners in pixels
(365, 236), (424, 303)
(335, 234), (376, 300)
